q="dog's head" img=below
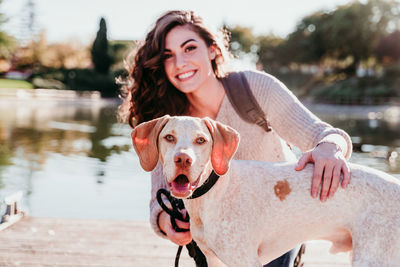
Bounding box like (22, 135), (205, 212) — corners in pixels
(131, 115), (240, 198)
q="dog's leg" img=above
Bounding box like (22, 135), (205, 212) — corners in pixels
(222, 256), (261, 267)
(217, 249), (261, 267)
(201, 249), (227, 267)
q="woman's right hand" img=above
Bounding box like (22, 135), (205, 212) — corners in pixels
(158, 210), (193, 246)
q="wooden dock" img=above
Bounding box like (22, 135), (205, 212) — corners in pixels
(0, 217), (351, 266)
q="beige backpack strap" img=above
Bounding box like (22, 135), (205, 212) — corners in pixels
(221, 72), (271, 132)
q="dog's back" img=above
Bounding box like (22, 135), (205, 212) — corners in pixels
(217, 160), (400, 265)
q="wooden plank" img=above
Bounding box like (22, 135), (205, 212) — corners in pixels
(0, 217), (351, 266)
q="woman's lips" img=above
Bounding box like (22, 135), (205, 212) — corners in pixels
(176, 70), (196, 81)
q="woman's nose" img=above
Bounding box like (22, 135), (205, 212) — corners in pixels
(175, 54), (187, 68)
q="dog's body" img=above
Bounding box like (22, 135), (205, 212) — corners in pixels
(132, 116), (400, 267)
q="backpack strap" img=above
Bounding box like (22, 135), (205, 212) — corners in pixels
(221, 72), (271, 132)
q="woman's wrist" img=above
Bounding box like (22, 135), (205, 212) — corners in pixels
(316, 141), (342, 153)
(157, 211), (168, 236)
(317, 133), (349, 156)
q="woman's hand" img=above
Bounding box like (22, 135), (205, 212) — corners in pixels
(295, 142), (351, 201)
(158, 210), (192, 246)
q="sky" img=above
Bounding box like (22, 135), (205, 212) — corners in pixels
(2, 0), (360, 44)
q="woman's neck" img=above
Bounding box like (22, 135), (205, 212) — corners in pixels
(186, 77), (225, 119)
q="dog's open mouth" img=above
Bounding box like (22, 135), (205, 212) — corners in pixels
(169, 174), (200, 198)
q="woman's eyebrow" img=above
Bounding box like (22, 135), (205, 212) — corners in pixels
(164, 38), (197, 52)
(180, 38), (197, 47)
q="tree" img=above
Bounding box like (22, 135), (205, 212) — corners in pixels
(227, 26), (256, 56)
(0, 0), (16, 60)
(375, 30), (400, 64)
(91, 17), (111, 74)
(256, 34), (285, 71)
(283, 0), (400, 75)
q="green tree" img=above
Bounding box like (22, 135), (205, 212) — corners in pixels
(91, 17), (111, 74)
(227, 25), (256, 56)
(375, 30), (400, 64)
(0, 0), (16, 60)
(284, 0), (400, 75)
(283, 11), (329, 65)
(256, 34), (285, 71)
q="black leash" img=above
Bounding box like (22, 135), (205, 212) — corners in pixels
(156, 171), (220, 267)
(157, 189), (208, 267)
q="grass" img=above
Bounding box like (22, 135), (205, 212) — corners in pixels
(0, 79), (34, 89)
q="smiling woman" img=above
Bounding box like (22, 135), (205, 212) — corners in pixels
(118, 10), (231, 127)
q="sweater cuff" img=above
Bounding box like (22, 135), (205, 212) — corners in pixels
(318, 133), (351, 159)
(150, 200), (168, 239)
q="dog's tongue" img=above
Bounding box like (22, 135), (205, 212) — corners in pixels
(172, 175), (190, 193)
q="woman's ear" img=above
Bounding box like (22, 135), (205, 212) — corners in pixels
(208, 44), (217, 60)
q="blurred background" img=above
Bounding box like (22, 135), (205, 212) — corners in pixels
(0, 0), (399, 221)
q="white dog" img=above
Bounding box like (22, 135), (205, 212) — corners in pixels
(132, 115), (400, 267)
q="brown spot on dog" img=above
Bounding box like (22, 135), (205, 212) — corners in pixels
(274, 180), (291, 201)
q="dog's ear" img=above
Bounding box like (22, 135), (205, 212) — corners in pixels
(131, 115), (170, 172)
(203, 118), (240, 175)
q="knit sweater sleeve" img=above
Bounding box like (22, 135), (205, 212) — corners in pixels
(244, 70), (352, 159)
(149, 161), (169, 239)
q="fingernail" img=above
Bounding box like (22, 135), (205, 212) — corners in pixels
(312, 192), (317, 198)
(321, 196), (326, 202)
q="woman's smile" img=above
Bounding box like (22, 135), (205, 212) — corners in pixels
(163, 25), (216, 94)
(176, 70), (197, 81)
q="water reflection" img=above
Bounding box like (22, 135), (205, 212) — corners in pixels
(0, 98), (148, 220)
(0, 99), (399, 220)
(308, 104), (400, 175)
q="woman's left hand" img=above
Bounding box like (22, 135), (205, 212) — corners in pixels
(295, 142), (351, 201)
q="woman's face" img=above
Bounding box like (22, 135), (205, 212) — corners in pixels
(163, 25), (216, 94)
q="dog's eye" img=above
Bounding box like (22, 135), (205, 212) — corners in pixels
(195, 137), (206, 144)
(164, 134), (175, 143)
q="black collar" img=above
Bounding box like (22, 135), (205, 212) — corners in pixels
(187, 171), (220, 199)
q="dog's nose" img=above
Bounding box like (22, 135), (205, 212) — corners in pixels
(174, 152), (192, 168)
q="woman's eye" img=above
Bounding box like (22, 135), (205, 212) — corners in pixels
(185, 46), (196, 52)
(163, 53), (172, 60)
(164, 135), (175, 142)
(195, 137), (206, 144)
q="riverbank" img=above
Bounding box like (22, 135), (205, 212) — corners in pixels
(0, 216), (350, 267)
(0, 88), (101, 100)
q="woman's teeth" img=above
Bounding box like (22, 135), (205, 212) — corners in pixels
(178, 71), (195, 79)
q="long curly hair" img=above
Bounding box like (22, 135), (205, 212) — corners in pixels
(118, 10), (231, 127)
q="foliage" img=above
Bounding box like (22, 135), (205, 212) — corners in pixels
(375, 30), (400, 64)
(31, 77), (66, 89)
(256, 34), (285, 71)
(227, 26), (256, 56)
(284, 0), (400, 74)
(0, 0), (16, 59)
(91, 17), (112, 74)
(311, 75), (398, 104)
(30, 68), (120, 97)
(0, 78), (33, 89)
(109, 40), (135, 71)
(226, 0), (400, 78)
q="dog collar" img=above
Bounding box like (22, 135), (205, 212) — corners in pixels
(188, 171), (220, 199)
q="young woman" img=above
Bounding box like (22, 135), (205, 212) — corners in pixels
(119, 10), (352, 267)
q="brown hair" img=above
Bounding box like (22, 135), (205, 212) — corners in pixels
(118, 10), (231, 127)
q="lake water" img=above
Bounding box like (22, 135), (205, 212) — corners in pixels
(0, 97), (399, 221)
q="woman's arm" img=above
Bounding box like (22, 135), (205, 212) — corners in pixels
(150, 161), (192, 245)
(245, 71), (352, 200)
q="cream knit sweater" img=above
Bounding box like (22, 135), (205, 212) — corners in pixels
(149, 70), (352, 237)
